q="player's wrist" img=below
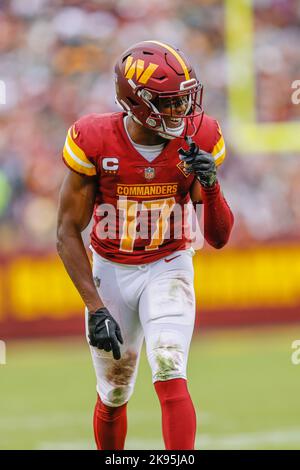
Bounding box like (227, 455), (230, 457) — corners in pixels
(197, 174), (217, 188)
(201, 178), (219, 189)
(201, 180), (221, 196)
(87, 302), (106, 314)
(88, 307), (108, 317)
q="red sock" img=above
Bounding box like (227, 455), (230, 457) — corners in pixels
(93, 395), (127, 450)
(154, 378), (196, 450)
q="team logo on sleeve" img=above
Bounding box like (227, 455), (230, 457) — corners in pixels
(102, 157), (119, 174)
(144, 167), (155, 180)
(72, 125), (79, 140)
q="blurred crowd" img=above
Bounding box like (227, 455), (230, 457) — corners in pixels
(0, 0), (299, 252)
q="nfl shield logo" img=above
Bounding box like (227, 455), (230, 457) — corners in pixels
(144, 167), (155, 180)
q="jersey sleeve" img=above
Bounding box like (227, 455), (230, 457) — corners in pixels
(62, 122), (97, 176)
(211, 121), (226, 167)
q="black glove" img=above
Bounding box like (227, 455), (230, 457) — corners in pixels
(179, 137), (217, 188)
(88, 307), (123, 360)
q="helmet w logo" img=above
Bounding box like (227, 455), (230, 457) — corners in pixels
(124, 56), (158, 84)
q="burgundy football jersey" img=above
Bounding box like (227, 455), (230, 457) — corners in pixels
(62, 112), (225, 264)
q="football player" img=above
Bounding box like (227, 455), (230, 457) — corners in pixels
(57, 40), (234, 450)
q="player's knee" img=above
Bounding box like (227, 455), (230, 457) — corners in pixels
(102, 384), (133, 407)
(101, 350), (138, 406)
(150, 334), (186, 382)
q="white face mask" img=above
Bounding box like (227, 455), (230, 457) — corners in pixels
(150, 94), (191, 140)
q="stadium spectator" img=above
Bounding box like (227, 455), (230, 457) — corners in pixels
(0, 0), (299, 252)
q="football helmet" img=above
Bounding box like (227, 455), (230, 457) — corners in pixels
(114, 40), (204, 139)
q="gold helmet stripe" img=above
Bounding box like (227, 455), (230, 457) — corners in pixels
(144, 40), (190, 81)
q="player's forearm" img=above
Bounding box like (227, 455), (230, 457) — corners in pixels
(56, 227), (104, 312)
(201, 181), (234, 249)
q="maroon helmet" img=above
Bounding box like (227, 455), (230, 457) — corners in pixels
(114, 40), (203, 139)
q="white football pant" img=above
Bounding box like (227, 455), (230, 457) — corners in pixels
(85, 248), (196, 407)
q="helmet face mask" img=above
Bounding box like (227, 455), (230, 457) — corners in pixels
(143, 81), (204, 139)
(115, 41), (204, 140)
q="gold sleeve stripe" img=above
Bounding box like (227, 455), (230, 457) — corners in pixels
(144, 40), (190, 81)
(63, 127), (96, 174)
(212, 135), (226, 167)
(64, 136), (94, 169)
(63, 147), (96, 176)
(66, 128), (94, 166)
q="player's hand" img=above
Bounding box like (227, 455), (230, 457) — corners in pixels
(88, 307), (123, 360)
(179, 137), (217, 188)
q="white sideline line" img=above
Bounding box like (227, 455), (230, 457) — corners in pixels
(36, 428), (300, 450)
(3, 410), (300, 449)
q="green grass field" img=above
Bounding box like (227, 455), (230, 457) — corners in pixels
(1, 324), (300, 450)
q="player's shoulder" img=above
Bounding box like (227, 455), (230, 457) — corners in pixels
(75, 111), (122, 128)
(74, 111), (122, 138)
(71, 111), (123, 155)
(62, 112), (123, 176)
(193, 113), (222, 150)
(193, 113), (226, 166)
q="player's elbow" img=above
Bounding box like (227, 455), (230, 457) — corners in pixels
(205, 215), (234, 249)
(212, 239), (228, 249)
(207, 237), (229, 250)
(56, 216), (82, 258)
(56, 224), (65, 258)
(56, 217), (71, 257)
